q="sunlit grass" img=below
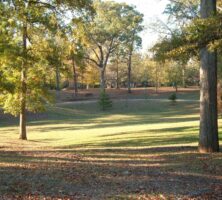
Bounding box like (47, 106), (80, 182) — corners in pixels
(1, 97), (222, 199)
(0, 100), (221, 150)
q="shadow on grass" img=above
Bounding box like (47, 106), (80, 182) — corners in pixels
(0, 146), (221, 199)
(26, 115), (199, 135)
(0, 101), (199, 127)
(55, 126), (198, 149)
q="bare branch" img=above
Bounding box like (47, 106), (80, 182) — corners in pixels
(83, 56), (99, 67)
(92, 49), (100, 61)
(27, 0), (56, 9)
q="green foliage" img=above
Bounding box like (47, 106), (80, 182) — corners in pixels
(152, 8), (222, 62)
(98, 90), (112, 111)
(0, 94), (21, 116)
(164, 0), (199, 21)
(165, 61), (183, 86)
(168, 93), (177, 101)
(0, 59), (53, 116)
(73, 0), (144, 74)
(106, 52), (199, 89)
(0, 0), (92, 119)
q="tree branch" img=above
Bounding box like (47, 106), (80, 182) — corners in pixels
(83, 56), (99, 67)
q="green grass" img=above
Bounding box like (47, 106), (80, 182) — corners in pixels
(0, 99), (221, 149)
(0, 98), (222, 199)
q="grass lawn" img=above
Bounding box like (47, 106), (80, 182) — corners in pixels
(0, 97), (222, 199)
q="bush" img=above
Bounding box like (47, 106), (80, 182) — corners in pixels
(61, 80), (69, 89)
(98, 90), (112, 111)
(168, 93), (177, 101)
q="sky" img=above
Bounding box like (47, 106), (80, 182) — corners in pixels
(110, 0), (170, 52)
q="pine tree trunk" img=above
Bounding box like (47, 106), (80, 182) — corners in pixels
(55, 65), (60, 91)
(19, 23), (27, 140)
(199, 0), (219, 153)
(155, 65), (158, 93)
(182, 67), (186, 88)
(217, 81), (222, 114)
(72, 57), (78, 96)
(116, 59), (119, 89)
(127, 53), (132, 94)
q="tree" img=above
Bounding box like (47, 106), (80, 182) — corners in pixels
(84, 64), (100, 88)
(108, 7), (144, 93)
(199, 0), (219, 153)
(151, 0), (221, 152)
(110, 51), (121, 89)
(69, 42), (86, 95)
(121, 9), (143, 93)
(0, 1), (58, 140)
(46, 32), (69, 92)
(74, 0), (121, 90)
(75, 0), (143, 91)
(107, 52), (127, 89)
(165, 61), (184, 92)
(0, 0), (92, 140)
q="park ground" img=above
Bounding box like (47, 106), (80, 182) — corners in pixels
(0, 87), (222, 199)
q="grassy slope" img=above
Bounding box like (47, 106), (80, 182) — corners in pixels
(0, 100), (207, 149)
(0, 97), (222, 199)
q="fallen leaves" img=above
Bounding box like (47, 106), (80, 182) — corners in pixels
(0, 147), (221, 199)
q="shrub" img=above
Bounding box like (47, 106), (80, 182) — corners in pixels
(168, 93), (177, 101)
(98, 90), (112, 111)
(61, 80), (69, 89)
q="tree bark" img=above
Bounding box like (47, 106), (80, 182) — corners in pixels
(100, 68), (105, 91)
(19, 23), (27, 140)
(116, 59), (119, 89)
(217, 81), (222, 114)
(182, 66), (186, 88)
(127, 52), (132, 94)
(55, 65), (60, 91)
(72, 57), (78, 96)
(81, 70), (84, 89)
(155, 64), (158, 94)
(199, 0), (219, 153)
(175, 83), (178, 93)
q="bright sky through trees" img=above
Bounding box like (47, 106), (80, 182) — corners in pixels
(109, 0), (169, 51)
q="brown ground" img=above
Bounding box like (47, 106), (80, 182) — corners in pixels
(0, 146), (221, 200)
(56, 87), (199, 102)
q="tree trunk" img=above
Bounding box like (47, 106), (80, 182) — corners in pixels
(175, 83), (178, 93)
(182, 66), (186, 88)
(81, 70), (84, 89)
(155, 64), (158, 94)
(116, 59), (119, 89)
(19, 23), (27, 140)
(72, 57), (78, 96)
(55, 65), (60, 91)
(217, 81), (222, 114)
(199, 0), (219, 153)
(100, 68), (105, 91)
(127, 53), (132, 94)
